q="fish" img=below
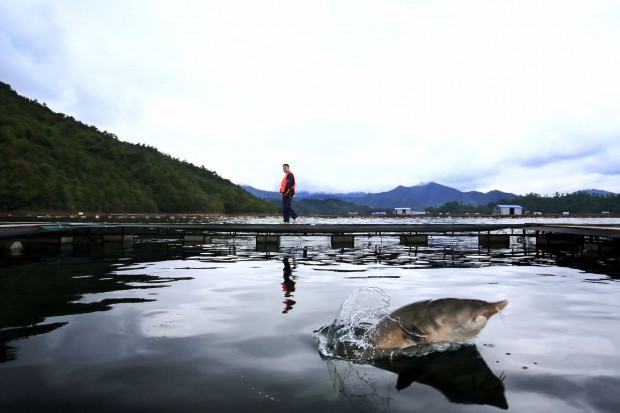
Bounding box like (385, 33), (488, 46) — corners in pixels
(365, 298), (508, 349)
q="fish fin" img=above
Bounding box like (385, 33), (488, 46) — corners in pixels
(399, 323), (427, 341)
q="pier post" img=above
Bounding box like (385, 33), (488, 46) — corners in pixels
(184, 235), (212, 244)
(256, 235), (280, 252)
(331, 235), (354, 248)
(400, 234), (428, 247)
(479, 234), (510, 249)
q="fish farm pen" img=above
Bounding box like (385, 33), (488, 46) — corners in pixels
(2, 222), (619, 266)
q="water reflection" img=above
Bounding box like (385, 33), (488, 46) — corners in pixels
(281, 257), (297, 313)
(1, 235), (620, 412)
(0, 322), (67, 363)
(0, 244), (194, 363)
(373, 345), (508, 409)
(324, 345), (508, 411)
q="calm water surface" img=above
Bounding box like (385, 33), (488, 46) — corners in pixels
(1, 217), (619, 412)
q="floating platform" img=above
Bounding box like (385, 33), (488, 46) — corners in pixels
(1, 222), (619, 258)
(1, 222), (619, 236)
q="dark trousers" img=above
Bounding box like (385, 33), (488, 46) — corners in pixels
(282, 195), (298, 222)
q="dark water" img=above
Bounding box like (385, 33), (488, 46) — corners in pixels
(1, 239), (620, 413)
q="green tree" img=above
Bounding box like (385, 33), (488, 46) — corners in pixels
(0, 81), (276, 214)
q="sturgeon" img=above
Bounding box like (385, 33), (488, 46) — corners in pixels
(366, 298), (508, 349)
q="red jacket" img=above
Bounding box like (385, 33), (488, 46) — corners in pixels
(280, 172), (296, 196)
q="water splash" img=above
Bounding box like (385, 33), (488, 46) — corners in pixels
(315, 288), (467, 362)
(315, 287), (391, 360)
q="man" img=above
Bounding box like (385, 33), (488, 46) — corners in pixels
(280, 163), (300, 224)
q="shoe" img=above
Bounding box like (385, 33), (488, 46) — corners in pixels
(280, 221), (289, 224)
(293, 217), (301, 223)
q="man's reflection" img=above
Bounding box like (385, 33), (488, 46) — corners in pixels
(281, 257), (296, 313)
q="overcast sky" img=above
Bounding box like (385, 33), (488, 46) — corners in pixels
(2, 0), (620, 195)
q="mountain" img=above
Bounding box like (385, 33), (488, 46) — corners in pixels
(241, 186), (281, 200)
(355, 182), (516, 210)
(241, 186), (366, 201)
(0, 81), (276, 214)
(302, 191), (367, 201)
(294, 198), (373, 215)
(575, 189), (616, 196)
(243, 182), (516, 211)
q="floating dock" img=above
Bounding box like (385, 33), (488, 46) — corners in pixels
(1, 222), (619, 259)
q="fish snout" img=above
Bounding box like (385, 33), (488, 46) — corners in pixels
(480, 300), (508, 319)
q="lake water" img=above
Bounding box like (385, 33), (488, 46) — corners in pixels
(1, 217), (619, 412)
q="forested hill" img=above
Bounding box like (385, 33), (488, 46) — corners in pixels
(0, 81), (276, 214)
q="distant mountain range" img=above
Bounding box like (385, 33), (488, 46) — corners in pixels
(242, 182), (617, 211)
(577, 189), (616, 196)
(243, 182), (517, 210)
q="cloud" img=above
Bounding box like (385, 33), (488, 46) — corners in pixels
(1, 0), (620, 195)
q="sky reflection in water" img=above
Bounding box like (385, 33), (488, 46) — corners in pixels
(1, 223), (620, 413)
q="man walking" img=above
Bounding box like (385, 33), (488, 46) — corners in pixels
(280, 163), (300, 224)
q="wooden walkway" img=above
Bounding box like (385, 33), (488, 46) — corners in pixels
(1, 222), (620, 239)
(2, 221), (619, 260)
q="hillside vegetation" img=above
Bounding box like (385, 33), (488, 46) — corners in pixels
(426, 191), (620, 215)
(0, 81), (276, 214)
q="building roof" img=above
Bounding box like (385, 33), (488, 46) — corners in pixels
(496, 204), (523, 208)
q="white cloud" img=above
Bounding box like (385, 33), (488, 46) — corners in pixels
(1, 0), (619, 195)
